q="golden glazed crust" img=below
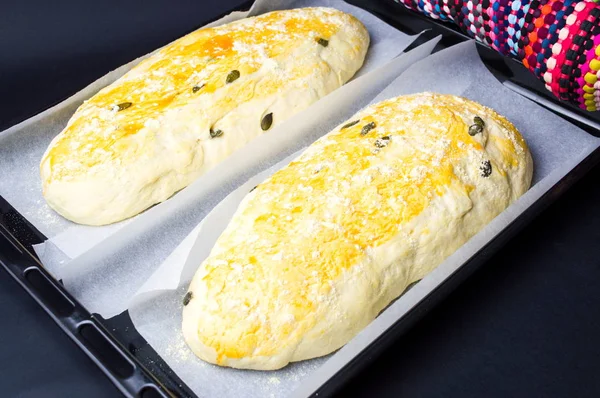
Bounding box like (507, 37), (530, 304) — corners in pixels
(182, 93), (533, 370)
(40, 7), (369, 225)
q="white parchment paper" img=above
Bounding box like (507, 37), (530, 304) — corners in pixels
(128, 40), (600, 398)
(0, 0), (418, 279)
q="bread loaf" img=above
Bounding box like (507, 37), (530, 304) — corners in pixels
(40, 7), (369, 225)
(182, 93), (533, 370)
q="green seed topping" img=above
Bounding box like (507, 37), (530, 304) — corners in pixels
(469, 116), (485, 136)
(374, 136), (391, 148)
(192, 84), (205, 93)
(317, 38), (329, 47)
(113, 102), (132, 112)
(480, 160), (492, 177)
(226, 70), (240, 84)
(469, 124), (484, 136)
(183, 291), (193, 306)
(341, 120), (360, 130)
(361, 122), (376, 136)
(210, 128), (223, 138)
(261, 113), (273, 131)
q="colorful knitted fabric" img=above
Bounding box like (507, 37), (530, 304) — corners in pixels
(393, 0), (600, 110)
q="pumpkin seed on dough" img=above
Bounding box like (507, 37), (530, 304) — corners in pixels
(469, 124), (483, 136)
(210, 128), (223, 138)
(374, 136), (391, 148)
(226, 70), (240, 84)
(113, 102), (132, 112)
(183, 291), (193, 306)
(192, 84), (205, 93)
(341, 120), (360, 130)
(261, 113), (273, 131)
(317, 38), (329, 47)
(361, 122), (376, 136)
(480, 160), (492, 177)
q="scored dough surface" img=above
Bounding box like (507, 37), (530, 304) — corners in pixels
(40, 7), (369, 225)
(182, 93), (533, 370)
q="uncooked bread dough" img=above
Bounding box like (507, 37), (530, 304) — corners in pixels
(182, 93), (533, 370)
(40, 7), (369, 225)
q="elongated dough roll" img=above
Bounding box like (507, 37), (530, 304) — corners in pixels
(40, 8), (369, 225)
(182, 93), (533, 370)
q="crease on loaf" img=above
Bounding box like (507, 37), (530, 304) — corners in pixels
(182, 92), (534, 370)
(40, 7), (369, 225)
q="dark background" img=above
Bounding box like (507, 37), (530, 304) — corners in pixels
(1, 1), (600, 397)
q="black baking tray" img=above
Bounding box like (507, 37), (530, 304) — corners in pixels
(1, 1), (600, 397)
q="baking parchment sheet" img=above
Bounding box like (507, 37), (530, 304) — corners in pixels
(0, 0), (418, 279)
(128, 40), (600, 398)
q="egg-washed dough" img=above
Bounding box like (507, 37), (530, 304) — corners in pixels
(182, 93), (533, 370)
(40, 8), (369, 226)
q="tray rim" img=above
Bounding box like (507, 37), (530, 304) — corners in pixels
(1, 1), (600, 397)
